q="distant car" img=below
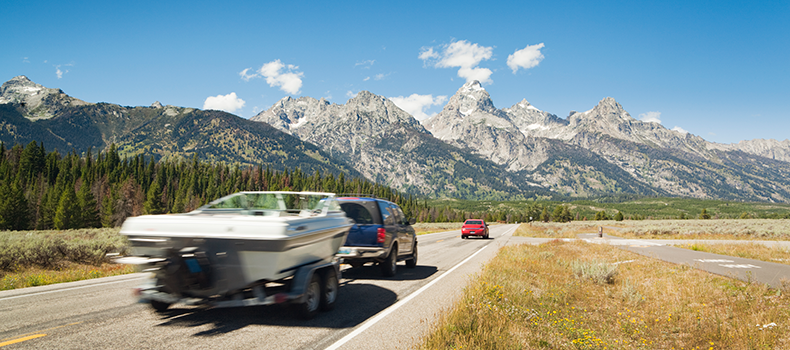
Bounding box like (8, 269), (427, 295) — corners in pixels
(461, 219), (489, 239)
(335, 197), (417, 276)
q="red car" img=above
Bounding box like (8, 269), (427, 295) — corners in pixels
(461, 219), (489, 239)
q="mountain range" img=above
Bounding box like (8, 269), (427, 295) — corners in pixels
(3, 75), (790, 202)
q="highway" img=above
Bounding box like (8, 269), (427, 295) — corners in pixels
(1, 224), (535, 349)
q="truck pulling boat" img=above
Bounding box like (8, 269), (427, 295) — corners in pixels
(119, 191), (353, 319)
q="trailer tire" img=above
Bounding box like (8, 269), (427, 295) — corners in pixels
(380, 244), (397, 277)
(297, 273), (321, 319)
(320, 270), (339, 311)
(150, 300), (171, 312)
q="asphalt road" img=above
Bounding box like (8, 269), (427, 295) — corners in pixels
(579, 233), (790, 289)
(0, 224), (531, 350)
(7, 227), (785, 349)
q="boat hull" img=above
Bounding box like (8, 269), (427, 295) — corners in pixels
(121, 212), (351, 297)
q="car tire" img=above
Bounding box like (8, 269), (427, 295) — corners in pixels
(320, 269), (338, 311)
(461, 235), (467, 239)
(380, 244), (397, 277)
(297, 273), (321, 319)
(405, 243), (417, 268)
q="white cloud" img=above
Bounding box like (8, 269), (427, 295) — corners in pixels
(389, 94), (448, 120)
(418, 47), (439, 61)
(346, 90), (358, 98)
(240, 60), (304, 95)
(672, 126), (689, 134)
(419, 40), (494, 84)
(259, 60), (304, 95)
(22, 57), (30, 63)
(239, 68), (257, 81)
(507, 43), (545, 73)
(56, 66), (64, 79)
(203, 92), (246, 113)
(639, 111), (662, 124)
(363, 76), (370, 81)
(374, 72), (391, 80)
(355, 60), (375, 69)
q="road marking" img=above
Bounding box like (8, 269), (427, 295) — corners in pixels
(0, 334), (46, 347)
(695, 259), (734, 263)
(325, 245), (490, 350)
(0, 277), (144, 301)
(436, 239), (444, 243)
(719, 264), (761, 269)
(0, 322), (81, 343)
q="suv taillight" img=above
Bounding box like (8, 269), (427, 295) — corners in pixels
(377, 228), (386, 243)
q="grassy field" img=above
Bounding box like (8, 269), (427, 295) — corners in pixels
(413, 222), (464, 235)
(516, 219), (790, 240)
(0, 228), (131, 290)
(429, 197), (790, 220)
(421, 240), (790, 349)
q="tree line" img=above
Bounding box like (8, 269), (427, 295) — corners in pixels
(0, 141), (437, 231)
(3, 141), (649, 232)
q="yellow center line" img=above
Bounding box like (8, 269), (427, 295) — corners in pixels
(436, 239), (444, 243)
(0, 321), (81, 343)
(0, 334), (47, 347)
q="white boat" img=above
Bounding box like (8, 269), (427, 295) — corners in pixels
(120, 191), (352, 310)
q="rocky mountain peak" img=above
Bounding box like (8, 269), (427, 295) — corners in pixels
(0, 75), (88, 120)
(460, 80), (485, 93)
(151, 101), (163, 108)
(347, 90), (387, 109)
(592, 97), (630, 118)
(569, 97), (633, 126)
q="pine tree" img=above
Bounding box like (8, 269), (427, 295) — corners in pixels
(614, 211), (624, 221)
(54, 184), (80, 229)
(540, 207), (550, 222)
(101, 190), (116, 227)
(78, 180), (101, 228)
(143, 178), (166, 215)
(699, 208), (711, 220)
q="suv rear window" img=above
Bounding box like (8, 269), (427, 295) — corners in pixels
(465, 220), (483, 225)
(340, 203), (374, 224)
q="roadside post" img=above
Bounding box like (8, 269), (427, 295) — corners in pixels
(598, 226), (603, 238)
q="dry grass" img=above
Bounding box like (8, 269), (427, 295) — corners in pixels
(676, 242), (790, 266)
(0, 228), (134, 290)
(413, 222), (465, 235)
(515, 219), (790, 240)
(421, 240), (790, 349)
(0, 263), (136, 290)
(514, 222), (605, 238)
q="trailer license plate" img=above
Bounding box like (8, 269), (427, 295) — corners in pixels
(338, 247), (351, 254)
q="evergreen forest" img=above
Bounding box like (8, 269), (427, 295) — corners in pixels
(0, 141), (541, 231)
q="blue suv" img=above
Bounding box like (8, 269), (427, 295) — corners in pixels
(335, 197), (417, 276)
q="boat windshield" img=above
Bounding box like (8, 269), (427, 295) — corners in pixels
(202, 192), (339, 214)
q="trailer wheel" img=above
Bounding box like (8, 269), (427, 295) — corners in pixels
(380, 244), (397, 277)
(150, 300), (171, 312)
(405, 243), (417, 268)
(320, 270), (338, 311)
(297, 273), (321, 319)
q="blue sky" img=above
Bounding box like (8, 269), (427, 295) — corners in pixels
(2, 0), (788, 144)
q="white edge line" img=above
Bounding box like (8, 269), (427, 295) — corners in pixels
(325, 244), (490, 350)
(0, 276), (146, 301)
